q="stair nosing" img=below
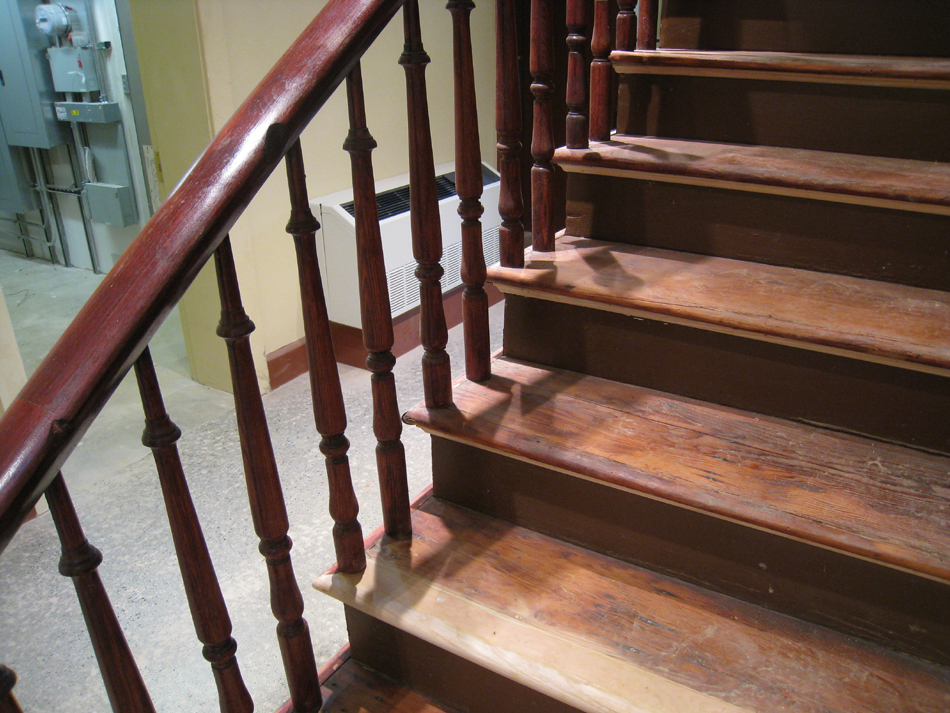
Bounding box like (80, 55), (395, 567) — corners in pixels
(404, 358), (950, 584)
(611, 49), (950, 89)
(486, 236), (950, 377)
(554, 136), (950, 216)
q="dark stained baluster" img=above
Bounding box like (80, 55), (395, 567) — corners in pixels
(45, 473), (156, 713)
(0, 666), (23, 713)
(589, 0), (613, 141)
(530, 0), (556, 252)
(283, 141), (375, 550)
(637, 0), (658, 50)
(565, 0), (589, 148)
(616, 0), (636, 51)
(400, 0), (453, 408)
(448, 0), (491, 383)
(341, 68), (413, 539)
(213, 236), (323, 710)
(496, 0), (526, 268)
(133, 349), (252, 713)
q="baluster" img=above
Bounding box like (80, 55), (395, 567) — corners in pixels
(213, 236), (323, 710)
(341, 69), (413, 539)
(617, 0), (636, 51)
(637, 0), (658, 50)
(448, 0), (491, 383)
(134, 350), (253, 713)
(0, 665), (22, 713)
(45, 473), (156, 713)
(589, 0), (612, 141)
(530, 0), (556, 252)
(400, 0), (453, 408)
(496, 0), (526, 268)
(565, 0), (589, 148)
(283, 141), (376, 552)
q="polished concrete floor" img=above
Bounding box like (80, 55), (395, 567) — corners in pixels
(0, 250), (504, 712)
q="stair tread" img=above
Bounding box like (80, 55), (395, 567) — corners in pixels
(315, 499), (950, 713)
(487, 235), (950, 374)
(404, 357), (950, 582)
(322, 658), (461, 712)
(611, 49), (950, 88)
(554, 135), (950, 214)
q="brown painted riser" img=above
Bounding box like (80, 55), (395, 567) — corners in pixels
(618, 75), (950, 163)
(345, 607), (583, 713)
(565, 175), (950, 291)
(429, 437), (950, 666)
(321, 658), (463, 713)
(503, 295), (950, 453)
(660, 0), (950, 57)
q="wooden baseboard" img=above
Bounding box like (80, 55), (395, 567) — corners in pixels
(266, 284), (503, 389)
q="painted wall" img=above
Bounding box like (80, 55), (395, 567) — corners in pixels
(131, 0), (497, 392)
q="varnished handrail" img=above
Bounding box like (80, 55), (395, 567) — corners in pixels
(0, 0), (406, 552)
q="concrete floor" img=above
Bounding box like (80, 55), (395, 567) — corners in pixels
(0, 250), (504, 712)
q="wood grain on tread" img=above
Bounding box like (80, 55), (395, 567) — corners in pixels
(612, 50), (950, 88)
(321, 658), (461, 712)
(554, 135), (950, 215)
(404, 358), (950, 582)
(487, 236), (950, 375)
(315, 500), (950, 713)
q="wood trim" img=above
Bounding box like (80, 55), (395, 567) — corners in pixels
(267, 283), (503, 389)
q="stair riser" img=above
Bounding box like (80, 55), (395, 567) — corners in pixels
(661, 0), (950, 57)
(344, 606), (584, 713)
(431, 437), (950, 666)
(565, 174), (950, 291)
(619, 75), (950, 163)
(503, 295), (950, 453)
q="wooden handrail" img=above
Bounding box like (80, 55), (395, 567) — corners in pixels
(0, 0), (406, 553)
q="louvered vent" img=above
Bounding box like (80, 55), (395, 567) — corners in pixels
(385, 224), (501, 316)
(341, 174), (458, 220)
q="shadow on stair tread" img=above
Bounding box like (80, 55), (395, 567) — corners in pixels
(554, 135), (950, 215)
(320, 657), (462, 713)
(487, 235), (950, 375)
(315, 498), (950, 713)
(404, 357), (950, 584)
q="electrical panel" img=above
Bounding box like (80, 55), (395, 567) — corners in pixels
(0, 0), (70, 149)
(0, 115), (37, 213)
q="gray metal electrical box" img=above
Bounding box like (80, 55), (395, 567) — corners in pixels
(0, 115), (37, 213)
(0, 0), (70, 148)
(85, 182), (136, 227)
(47, 47), (101, 93)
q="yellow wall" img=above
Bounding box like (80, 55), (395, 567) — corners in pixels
(132, 0), (497, 392)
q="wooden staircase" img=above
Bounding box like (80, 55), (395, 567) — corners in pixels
(315, 2), (950, 711)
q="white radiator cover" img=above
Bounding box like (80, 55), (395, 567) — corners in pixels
(313, 162), (502, 329)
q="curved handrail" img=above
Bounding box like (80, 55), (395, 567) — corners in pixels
(0, 0), (406, 552)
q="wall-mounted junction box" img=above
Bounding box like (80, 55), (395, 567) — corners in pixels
(54, 101), (121, 124)
(85, 182), (136, 227)
(47, 46), (101, 93)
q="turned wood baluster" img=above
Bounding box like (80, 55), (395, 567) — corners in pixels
(342, 68), (413, 539)
(448, 0), (490, 383)
(496, 0), (526, 268)
(637, 0), (658, 50)
(530, 0), (556, 252)
(589, 0), (613, 141)
(45, 473), (156, 713)
(283, 141), (375, 550)
(565, 0), (589, 148)
(400, 0), (453, 408)
(133, 349), (253, 713)
(213, 236), (323, 710)
(616, 0), (636, 51)
(0, 666), (22, 713)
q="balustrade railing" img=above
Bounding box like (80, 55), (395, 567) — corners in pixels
(0, 0), (646, 707)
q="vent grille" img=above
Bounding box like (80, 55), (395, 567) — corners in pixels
(341, 174), (458, 220)
(386, 224), (501, 316)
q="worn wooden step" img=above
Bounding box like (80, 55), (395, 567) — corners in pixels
(315, 499), (950, 713)
(554, 135), (950, 216)
(487, 235), (950, 376)
(612, 50), (950, 89)
(404, 357), (950, 583)
(320, 657), (461, 712)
